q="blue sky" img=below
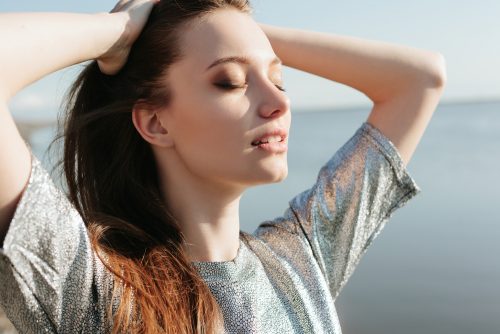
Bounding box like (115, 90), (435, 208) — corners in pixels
(2, 0), (499, 119)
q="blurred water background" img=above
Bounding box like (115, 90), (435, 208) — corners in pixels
(2, 0), (499, 332)
(242, 100), (500, 334)
(1, 99), (499, 333)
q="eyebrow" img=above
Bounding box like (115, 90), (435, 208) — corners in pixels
(205, 56), (282, 71)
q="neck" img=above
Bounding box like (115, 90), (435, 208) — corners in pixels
(157, 151), (243, 262)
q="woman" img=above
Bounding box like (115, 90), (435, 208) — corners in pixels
(0, 0), (446, 333)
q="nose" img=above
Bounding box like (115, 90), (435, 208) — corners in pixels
(257, 82), (291, 119)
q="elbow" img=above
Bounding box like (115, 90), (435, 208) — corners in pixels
(373, 52), (447, 104)
(423, 52), (447, 88)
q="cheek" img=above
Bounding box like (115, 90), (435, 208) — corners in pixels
(181, 99), (244, 149)
(167, 87), (290, 186)
(170, 97), (249, 178)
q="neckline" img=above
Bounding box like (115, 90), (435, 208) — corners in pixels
(192, 231), (254, 282)
(191, 236), (244, 265)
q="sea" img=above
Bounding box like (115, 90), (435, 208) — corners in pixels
(241, 100), (500, 334)
(11, 100), (500, 333)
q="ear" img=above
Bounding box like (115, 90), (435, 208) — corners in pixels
(131, 100), (174, 148)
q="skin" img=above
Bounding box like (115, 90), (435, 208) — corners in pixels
(0, 0), (446, 263)
(132, 9), (291, 261)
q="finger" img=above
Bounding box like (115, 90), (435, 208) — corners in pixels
(110, 0), (131, 13)
(111, 0), (160, 13)
(98, 52), (129, 76)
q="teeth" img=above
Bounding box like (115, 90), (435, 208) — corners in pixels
(254, 136), (282, 145)
(267, 136), (282, 143)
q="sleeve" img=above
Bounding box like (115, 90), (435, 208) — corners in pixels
(0, 146), (112, 333)
(255, 121), (420, 301)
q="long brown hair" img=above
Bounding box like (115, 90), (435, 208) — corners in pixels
(50, 0), (252, 333)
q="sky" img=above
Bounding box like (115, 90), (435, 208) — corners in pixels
(2, 0), (499, 121)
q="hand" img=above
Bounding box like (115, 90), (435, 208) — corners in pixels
(98, 0), (160, 75)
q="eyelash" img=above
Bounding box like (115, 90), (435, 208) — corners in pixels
(215, 82), (286, 92)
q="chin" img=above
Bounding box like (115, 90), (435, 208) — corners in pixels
(237, 155), (289, 186)
(255, 165), (289, 185)
(272, 168), (289, 183)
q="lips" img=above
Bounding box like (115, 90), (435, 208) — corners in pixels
(251, 128), (288, 146)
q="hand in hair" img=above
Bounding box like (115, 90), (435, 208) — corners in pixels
(98, 0), (160, 75)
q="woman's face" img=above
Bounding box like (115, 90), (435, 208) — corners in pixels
(158, 8), (291, 189)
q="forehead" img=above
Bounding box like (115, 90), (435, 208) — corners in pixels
(177, 8), (276, 70)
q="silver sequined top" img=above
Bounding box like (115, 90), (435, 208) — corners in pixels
(0, 122), (420, 333)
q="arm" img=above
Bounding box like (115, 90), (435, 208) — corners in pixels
(0, 0), (157, 245)
(259, 23), (447, 166)
(255, 122), (421, 302)
(0, 2), (158, 331)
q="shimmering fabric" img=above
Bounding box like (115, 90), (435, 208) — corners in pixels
(0, 121), (420, 333)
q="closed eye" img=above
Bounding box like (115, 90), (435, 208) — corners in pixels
(274, 85), (286, 92)
(215, 82), (246, 90)
(215, 82), (286, 92)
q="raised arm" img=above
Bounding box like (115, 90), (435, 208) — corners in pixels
(0, 0), (157, 245)
(259, 23), (447, 166)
